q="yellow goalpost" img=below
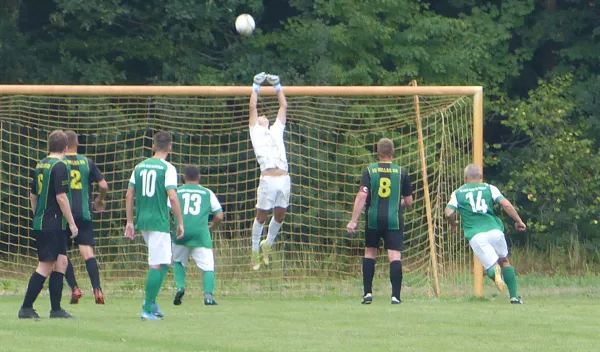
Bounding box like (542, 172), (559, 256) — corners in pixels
(0, 85), (484, 297)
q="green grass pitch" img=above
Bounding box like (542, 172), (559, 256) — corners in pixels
(1, 293), (599, 352)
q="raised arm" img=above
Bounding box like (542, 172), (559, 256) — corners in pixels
(268, 74), (287, 125)
(249, 72), (267, 127)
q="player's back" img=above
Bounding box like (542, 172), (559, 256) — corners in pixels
(32, 157), (67, 231)
(172, 184), (217, 248)
(364, 162), (404, 230)
(131, 157), (175, 232)
(451, 182), (505, 239)
(63, 153), (93, 221)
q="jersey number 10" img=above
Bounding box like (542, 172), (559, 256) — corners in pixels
(465, 191), (488, 213)
(140, 169), (157, 197)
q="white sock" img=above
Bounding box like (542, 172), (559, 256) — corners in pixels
(252, 219), (264, 252)
(266, 218), (283, 246)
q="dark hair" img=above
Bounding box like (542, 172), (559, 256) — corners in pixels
(183, 166), (200, 182)
(153, 131), (172, 152)
(377, 138), (394, 158)
(65, 130), (78, 149)
(48, 130), (68, 153)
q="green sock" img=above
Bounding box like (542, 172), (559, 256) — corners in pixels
(486, 266), (495, 280)
(174, 262), (186, 290)
(203, 271), (215, 295)
(144, 268), (162, 313)
(502, 266), (518, 298)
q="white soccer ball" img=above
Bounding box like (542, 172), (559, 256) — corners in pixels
(235, 14), (255, 36)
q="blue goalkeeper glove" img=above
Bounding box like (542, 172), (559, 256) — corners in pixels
(253, 72), (267, 92)
(267, 74), (281, 92)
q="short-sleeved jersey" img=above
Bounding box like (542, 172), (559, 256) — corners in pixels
(169, 183), (222, 248)
(360, 162), (413, 231)
(249, 119), (288, 172)
(128, 157), (178, 232)
(63, 153), (104, 221)
(446, 182), (505, 240)
(30, 157), (70, 231)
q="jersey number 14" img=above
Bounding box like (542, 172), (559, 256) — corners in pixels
(465, 191), (488, 213)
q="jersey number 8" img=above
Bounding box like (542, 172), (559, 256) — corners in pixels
(140, 169), (157, 197)
(378, 177), (391, 198)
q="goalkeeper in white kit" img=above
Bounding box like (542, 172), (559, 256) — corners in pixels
(248, 72), (290, 270)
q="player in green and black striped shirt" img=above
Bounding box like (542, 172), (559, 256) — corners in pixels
(62, 131), (109, 305)
(19, 130), (78, 319)
(346, 138), (413, 305)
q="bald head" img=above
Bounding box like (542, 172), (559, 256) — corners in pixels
(377, 138), (394, 161)
(65, 130), (79, 151)
(464, 163), (483, 182)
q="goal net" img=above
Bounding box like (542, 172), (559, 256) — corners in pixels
(0, 85), (481, 297)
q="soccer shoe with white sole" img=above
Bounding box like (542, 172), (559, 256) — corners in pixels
(204, 294), (218, 306)
(49, 309), (74, 318)
(361, 293), (373, 305)
(70, 286), (83, 304)
(260, 240), (272, 265)
(18, 307), (40, 319)
(142, 301), (165, 317)
(140, 311), (161, 321)
(510, 296), (524, 304)
(251, 251), (261, 270)
(173, 288), (185, 306)
(494, 264), (506, 293)
(391, 297), (402, 305)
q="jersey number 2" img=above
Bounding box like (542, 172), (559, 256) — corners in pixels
(378, 177), (391, 198)
(182, 193), (201, 215)
(465, 191), (488, 213)
(140, 169), (157, 197)
(70, 170), (83, 190)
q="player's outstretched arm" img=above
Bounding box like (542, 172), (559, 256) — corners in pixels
(249, 72), (266, 127)
(498, 198), (526, 231)
(168, 188), (185, 239)
(268, 74), (287, 125)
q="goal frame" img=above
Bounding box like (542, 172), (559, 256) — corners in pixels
(0, 84), (484, 297)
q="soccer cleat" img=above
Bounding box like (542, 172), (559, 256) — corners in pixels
(204, 293), (218, 306)
(510, 296), (524, 304)
(70, 286), (83, 304)
(140, 311), (161, 321)
(361, 293), (373, 305)
(173, 288), (185, 306)
(251, 251), (261, 271)
(94, 288), (105, 304)
(260, 240), (272, 265)
(494, 264), (506, 293)
(391, 297), (402, 305)
(18, 307), (40, 319)
(49, 309), (74, 318)
(152, 303), (164, 318)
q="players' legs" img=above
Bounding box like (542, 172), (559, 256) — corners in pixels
(48, 254), (70, 316)
(385, 231), (404, 304)
(489, 230), (521, 302)
(142, 231), (172, 318)
(362, 246), (377, 304)
(172, 244), (189, 305)
(469, 231), (506, 293)
(192, 247), (217, 305)
(264, 174), (290, 247)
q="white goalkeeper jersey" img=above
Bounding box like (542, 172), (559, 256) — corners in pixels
(249, 119), (288, 172)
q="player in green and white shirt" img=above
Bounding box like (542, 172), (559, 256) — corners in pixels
(170, 166), (224, 306)
(125, 131), (184, 320)
(445, 164), (527, 304)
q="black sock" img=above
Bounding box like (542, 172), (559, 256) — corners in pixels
(65, 257), (78, 289)
(22, 272), (47, 309)
(49, 271), (64, 311)
(390, 260), (403, 300)
(362, 258), (376, 295)
(85, 257), (102, 290)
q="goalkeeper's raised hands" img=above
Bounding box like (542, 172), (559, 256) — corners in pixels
(253, 72), (267, 92)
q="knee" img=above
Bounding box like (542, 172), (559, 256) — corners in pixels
(387, 250), (401, 262)
(79, 245), (94, 260)
(54, 255), (68, 273)
(273, 211), (286, 223)
(36, 262), (54, 277)
(498, 257), (510, 267)
(364, 247), (377, 259)
(255, 211), (267, 224)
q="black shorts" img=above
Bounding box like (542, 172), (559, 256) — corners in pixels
(66, 219), (95, 248)
(365, 229), (404, 251)
(33, 230), (67, 262)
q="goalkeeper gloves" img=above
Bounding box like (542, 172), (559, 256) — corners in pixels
(267, 74), (281, 92)
(253, 72), (267, 92)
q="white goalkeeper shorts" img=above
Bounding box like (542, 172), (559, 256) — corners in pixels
(141, 231), (172, 266)
(469, 229), (509, 270)
(256, 174), (291, 210)
(172, 245), (215, 271)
